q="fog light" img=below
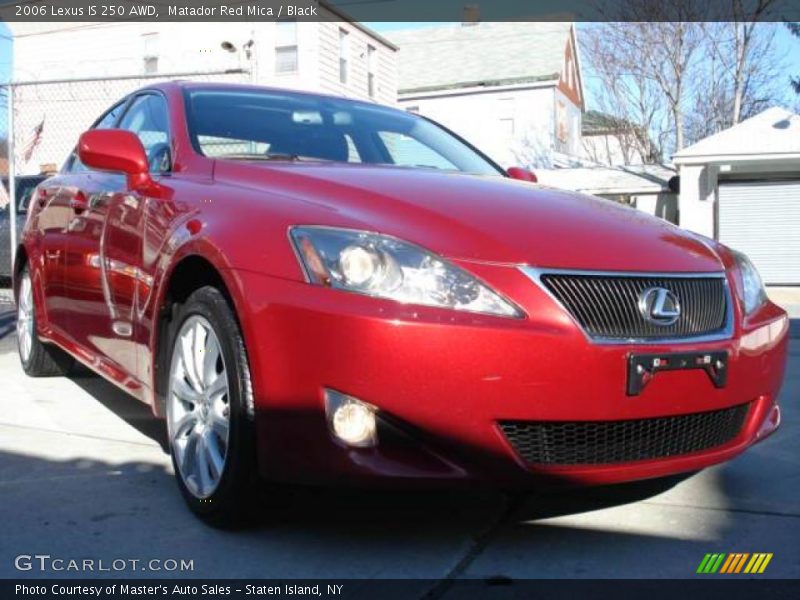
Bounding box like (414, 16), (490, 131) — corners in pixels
(324, 389), (377, 448)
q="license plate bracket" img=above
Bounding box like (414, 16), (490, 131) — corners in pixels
(627, 351), (728, 396)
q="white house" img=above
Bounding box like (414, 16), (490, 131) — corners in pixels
(388, 21), (584, 169)
(674, 107), (800, 285)
(8, 8), (397, 174)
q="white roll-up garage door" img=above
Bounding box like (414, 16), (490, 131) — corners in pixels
(718, 180), (800, 285)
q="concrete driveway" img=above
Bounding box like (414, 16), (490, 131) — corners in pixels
(0, 293), (798, 591)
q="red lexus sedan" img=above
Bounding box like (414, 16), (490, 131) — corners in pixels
(14, 82), (788, 524)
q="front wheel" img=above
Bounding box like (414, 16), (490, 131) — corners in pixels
(165, 286), (256, 526)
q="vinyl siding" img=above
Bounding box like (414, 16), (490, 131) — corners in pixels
(317, 21), (396, 105)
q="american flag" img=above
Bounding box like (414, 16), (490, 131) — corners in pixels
(22, 118), (45, 163)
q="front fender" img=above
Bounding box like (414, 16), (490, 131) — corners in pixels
(143, 222), (252, 412)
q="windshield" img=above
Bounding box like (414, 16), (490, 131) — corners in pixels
(184, 89), (504, 176)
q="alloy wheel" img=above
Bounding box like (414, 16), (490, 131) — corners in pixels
(167, 315), (231, 499)
(17, 272), (34, 363)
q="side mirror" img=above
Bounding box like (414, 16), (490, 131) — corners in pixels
(78, 129), (153, 190)
(507, 166), (538, 183)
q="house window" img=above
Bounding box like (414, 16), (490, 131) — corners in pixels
(339, 28), (349, 84)
(142, 33), (159, 74)
(275, 21), (298, 74)
(367, 44), (376, 97)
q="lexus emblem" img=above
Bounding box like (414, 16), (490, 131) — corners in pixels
(638, 287), (681, 326)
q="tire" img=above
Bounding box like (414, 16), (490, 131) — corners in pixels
(164, 286), (256, 527)
(16, 265), (75, 377)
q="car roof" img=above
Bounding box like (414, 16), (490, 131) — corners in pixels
(142, 80), (388, 110)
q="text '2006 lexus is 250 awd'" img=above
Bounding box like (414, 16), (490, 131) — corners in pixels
(14, 82), (788, 525)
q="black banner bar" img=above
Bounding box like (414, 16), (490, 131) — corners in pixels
(1, 0), (799, 22)
(3, 579), (800, 600)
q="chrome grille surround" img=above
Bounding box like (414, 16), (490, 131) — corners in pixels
(520, 268), (734, 344)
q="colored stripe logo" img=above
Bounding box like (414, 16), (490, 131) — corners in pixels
(697, 553), (773, 574)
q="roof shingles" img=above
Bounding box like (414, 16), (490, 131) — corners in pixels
(389, 22), (572, 94)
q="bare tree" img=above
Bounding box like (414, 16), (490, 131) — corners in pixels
(581, 26), (665, 163)
(583, 0), (789, 162)
(688, 21), (782, 142)
(729, 0), (779, 122)
(691, 1), (783, 139)
(581, 16), (703, 158)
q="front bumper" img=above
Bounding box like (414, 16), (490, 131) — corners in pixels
(230, 266), (789, 488)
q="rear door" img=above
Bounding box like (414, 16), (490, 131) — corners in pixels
(27, 176), (74, 335)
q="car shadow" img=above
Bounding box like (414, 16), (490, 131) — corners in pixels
(0, 446), (712, 581)
(63, 364), (692, 531)
(69, 366), (170, 454)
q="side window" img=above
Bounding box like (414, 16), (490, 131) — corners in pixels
(377, 131), (457, 171)
(118, 94), (171, 173)
(95, 101), (126, 130)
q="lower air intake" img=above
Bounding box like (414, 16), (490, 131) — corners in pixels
(500, 403), (750, 466)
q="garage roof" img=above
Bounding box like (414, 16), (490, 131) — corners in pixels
(673, 107), (800, 164)
(388, 22), (574, 94)
(536, 165), (676, 196)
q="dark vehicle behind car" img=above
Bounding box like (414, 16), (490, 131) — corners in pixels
(1, 175), (47, 278)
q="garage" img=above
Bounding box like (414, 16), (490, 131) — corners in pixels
(674, 107), (800, 284)
(718, 180), (800, 285)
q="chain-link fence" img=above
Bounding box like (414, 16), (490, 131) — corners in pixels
(0, 69), (250, 279)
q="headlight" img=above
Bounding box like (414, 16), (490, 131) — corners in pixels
(290, 226), (522, 318)
(732, 250), (766, 314)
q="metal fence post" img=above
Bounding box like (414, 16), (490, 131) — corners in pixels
(7, 83), (16, 281)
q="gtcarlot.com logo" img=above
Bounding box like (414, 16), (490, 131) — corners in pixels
(696, 552), (773, 574)
(14, 554), (194, 573)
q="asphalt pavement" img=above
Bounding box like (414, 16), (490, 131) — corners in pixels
(0, 292), (797, 591)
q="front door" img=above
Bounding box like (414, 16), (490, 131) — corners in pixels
(62, 93), (171, 388)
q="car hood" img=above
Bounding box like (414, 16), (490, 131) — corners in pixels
(216, 162), (723, 272)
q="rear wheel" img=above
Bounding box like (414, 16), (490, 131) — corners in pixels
(17, 266), (74, 377)
(165, 286), (256, 526)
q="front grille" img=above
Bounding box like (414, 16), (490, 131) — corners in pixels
(540, 273), (728, 340)
(500, 403), (749, 466)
